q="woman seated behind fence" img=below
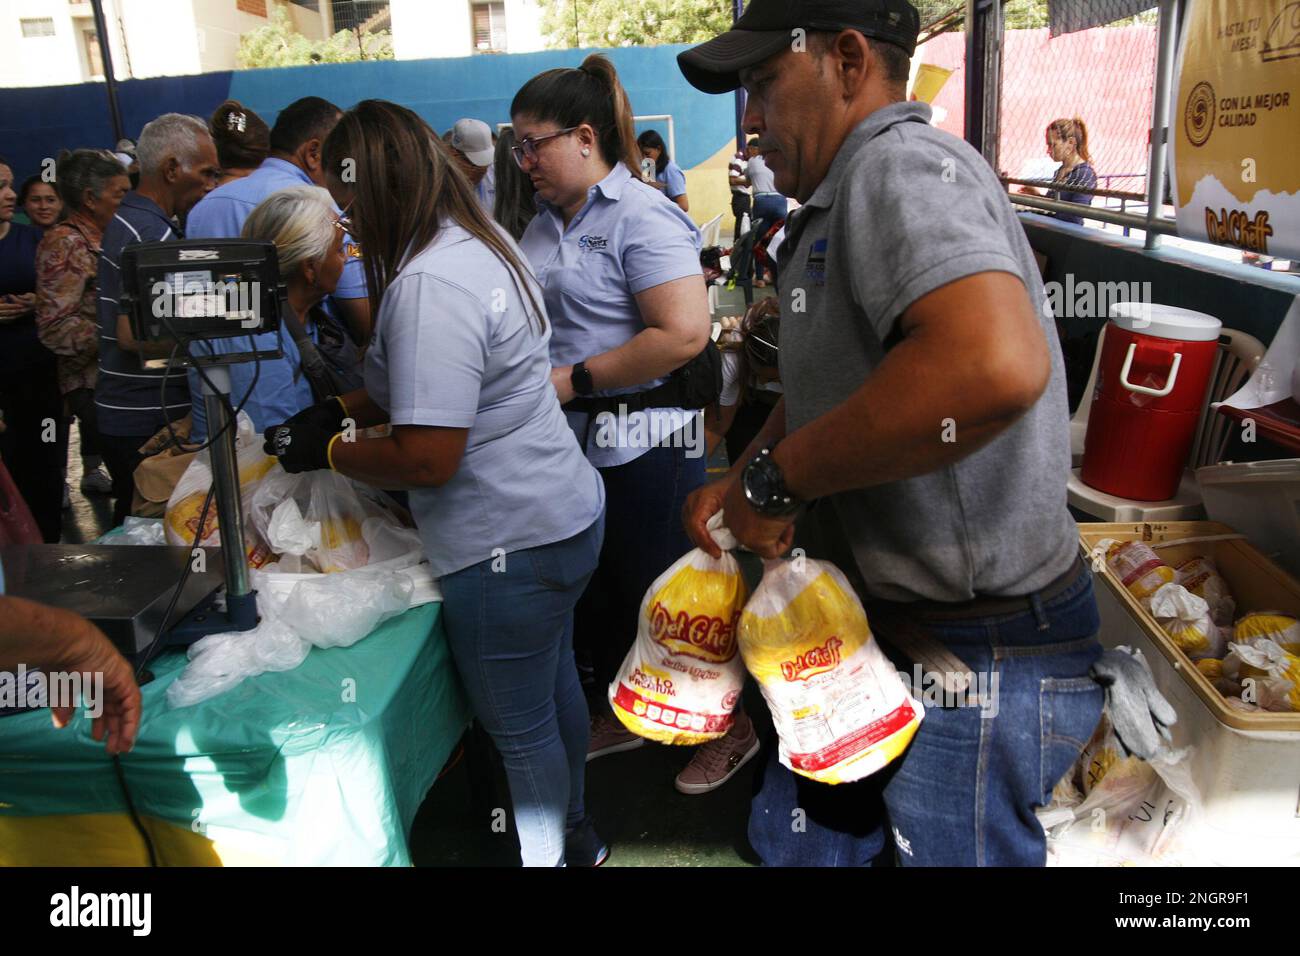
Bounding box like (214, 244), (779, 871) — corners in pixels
(1019, 117), (1097, 226)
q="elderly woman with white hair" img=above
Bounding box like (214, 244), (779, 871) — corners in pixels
(187, 184), (352, 442)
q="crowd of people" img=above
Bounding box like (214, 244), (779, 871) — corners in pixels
(2, 0), (1114, 869)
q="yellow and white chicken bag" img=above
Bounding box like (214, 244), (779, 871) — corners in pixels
(609, 516), (748, 745)
(739, 557), (923, 785)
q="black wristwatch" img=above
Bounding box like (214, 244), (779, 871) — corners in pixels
(742, 443), (801, 517)
(570, 361), (595, 397)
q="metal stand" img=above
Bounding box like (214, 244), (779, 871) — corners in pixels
(199, 365), (258, 633)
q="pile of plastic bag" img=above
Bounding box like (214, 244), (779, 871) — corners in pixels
(610, 517), (924, 784)
(1038, 714), (1201, 866)
(164, 411), (421, 574)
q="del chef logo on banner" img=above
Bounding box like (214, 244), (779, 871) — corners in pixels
(1169, 0), (1300, 259)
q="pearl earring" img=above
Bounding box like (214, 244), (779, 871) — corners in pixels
(581, 148), (590, 156)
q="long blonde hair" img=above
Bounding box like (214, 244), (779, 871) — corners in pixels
(321, 99), (545, 331)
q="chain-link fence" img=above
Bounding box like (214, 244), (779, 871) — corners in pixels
(995, 0), (1160, 222)
(913, 2), (967, 139)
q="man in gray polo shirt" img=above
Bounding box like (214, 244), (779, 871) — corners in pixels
(679, 0), (1103, 866)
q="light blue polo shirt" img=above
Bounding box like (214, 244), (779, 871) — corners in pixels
(519, 163), (703, 468)
(185, 157), (367, 300)
(656, 160), (688, 200)
(185, 321), (317, 442)
(364, 220), (605, 578)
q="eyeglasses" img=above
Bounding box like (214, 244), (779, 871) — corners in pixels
(333, 198), (354, 234)
(511, 127), (580, 168)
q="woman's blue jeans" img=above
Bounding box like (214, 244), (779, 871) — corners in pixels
(747, 561), (1104, 867)
(576, 436), (707, 709)
(440, 515), (604, 867)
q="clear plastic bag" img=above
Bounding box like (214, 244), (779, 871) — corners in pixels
(166, 567), (414, 708)
(1039, 715), (1201, 866)
(248, 466), (419, 574)
(164, 411), (277, 567)
(1148, 582), (1227, 660)
(609, 515), (748, 745)
(739, 556), (923, 785)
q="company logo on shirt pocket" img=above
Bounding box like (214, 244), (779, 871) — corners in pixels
(805, 237), (827, 285)
(577, 234), (609, 252)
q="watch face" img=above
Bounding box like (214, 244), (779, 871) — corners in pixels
(744, 457), (778, 510)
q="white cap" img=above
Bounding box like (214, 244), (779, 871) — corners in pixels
(113, 151), (134, 168)
(1109, 302), (1222, 342)
(450, 118), (495, 167)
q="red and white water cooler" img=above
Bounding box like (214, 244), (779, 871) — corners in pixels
(1081, 303), (1222, 501)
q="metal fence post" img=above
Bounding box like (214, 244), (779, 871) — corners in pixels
(1145, 0), (1181, 250)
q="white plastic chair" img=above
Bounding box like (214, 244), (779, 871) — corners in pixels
(699, 213), (723, 249)
(1067, 328), (1266, 521)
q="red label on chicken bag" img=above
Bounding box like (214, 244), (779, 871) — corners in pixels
(609, 537), (749, 746)
(739, 558), (923, 784)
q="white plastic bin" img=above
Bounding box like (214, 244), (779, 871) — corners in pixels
(1080, 521), (1300, 866)
(1197, 458), (1300, 578)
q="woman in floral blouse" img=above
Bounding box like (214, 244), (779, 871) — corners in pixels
(34, 149), (131, 496)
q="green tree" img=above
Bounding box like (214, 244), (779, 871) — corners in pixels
(538, 0), (733, 49)
(237, 5), (394, 69)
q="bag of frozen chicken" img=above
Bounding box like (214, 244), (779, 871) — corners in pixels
(739, 557), (923, 785)
(608, 515), (749, 745)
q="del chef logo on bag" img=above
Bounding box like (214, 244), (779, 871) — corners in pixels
(780, 635), (843, 682)
(649, 601), (740, 663)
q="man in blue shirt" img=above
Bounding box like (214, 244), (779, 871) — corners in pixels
(188, 97), (369, 344)
(184, 98), (364, 440)
(96, 114), (220, 526)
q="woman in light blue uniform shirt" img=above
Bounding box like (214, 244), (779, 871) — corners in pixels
(636, 129), (689, 213)
(262, 100), (608, 867)
(511, 56), (715, 773)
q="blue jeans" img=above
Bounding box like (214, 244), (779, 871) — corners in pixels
(440, 515), (604, 866)
(751, 193), (786, 236)
(577, 435), (707, 704)
(748, 562), (1103, 867)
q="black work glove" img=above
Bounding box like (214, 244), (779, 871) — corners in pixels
(1089, 645), (1177, 761)
(263, 422), (338, 474)
(285, 396), (348, 433)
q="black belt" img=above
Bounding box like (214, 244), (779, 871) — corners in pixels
(867, 554), (1085, 623)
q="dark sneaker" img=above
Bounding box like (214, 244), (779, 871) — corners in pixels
(565, 816), (609, 867)
(674, 713), (760, 795)
(587, 712), (645, 762)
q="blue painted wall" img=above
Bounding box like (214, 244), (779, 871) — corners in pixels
(0, 45), (734, 183)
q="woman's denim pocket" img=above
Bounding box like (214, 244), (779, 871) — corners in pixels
(1038, 675), (1104, 804)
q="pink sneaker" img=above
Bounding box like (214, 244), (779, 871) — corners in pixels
(587, 712), (646, 762)
(674, 714), (760, 794)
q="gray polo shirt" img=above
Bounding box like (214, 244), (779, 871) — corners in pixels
(780, 101), (1076, 603)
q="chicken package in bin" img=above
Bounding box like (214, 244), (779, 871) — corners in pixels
(1233, 611), (1300, 655)
(247, 466), (417, 574)
(1147, 582), (1226, 661)
(164, 411), (277, 567)
(608, 516), (748, 745)
(1103, 540), (1175, 608)
(739, 557), (923, 785)
(1222, 638), (1300, 712)
(1174, 557), (1236, 627)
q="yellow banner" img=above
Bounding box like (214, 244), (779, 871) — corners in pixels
(1170, 0), (1300, 258)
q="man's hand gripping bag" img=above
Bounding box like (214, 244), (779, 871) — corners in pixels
(609, 517), (749, 744)
(740, 557), (924, 784)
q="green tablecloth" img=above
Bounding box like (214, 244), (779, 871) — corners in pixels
(0, 602), (472, 866)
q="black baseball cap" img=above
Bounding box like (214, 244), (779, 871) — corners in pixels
(678, 0), (921, 94)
